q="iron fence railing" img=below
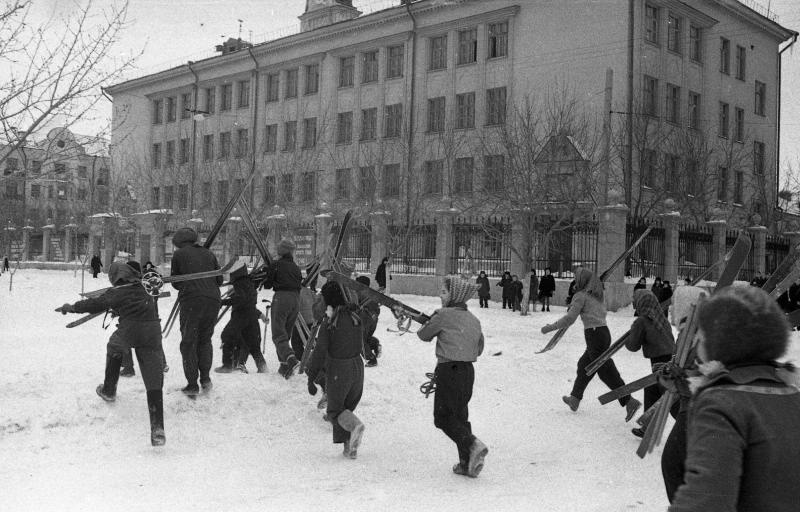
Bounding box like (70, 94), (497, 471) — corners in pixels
(388, 221), (437, 275)
(341, 223), (371, 272)
(678, 223), (714, 281)
(450, 216), (511, 278)
(765, 234), (790, 277)
(727, 230), (755, 282)
(533, 220), (599, 278)
(625, 217), (665, 279)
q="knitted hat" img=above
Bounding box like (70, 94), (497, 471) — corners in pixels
(444, 275), (477, 306)
(126, 260), (142, 273)
(670, 285), (707, 327)
(172, 227), (198, 247)
(321, 281), (346, 308)
(697, 285), (789, 365)
(108, 261), (139, 285)
(356, 275), (370, 286)
(277, 239), (295, 256)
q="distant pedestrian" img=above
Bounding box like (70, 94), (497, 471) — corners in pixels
(90, 254), (102, 278)
(475, 271), (490, 308)
(510, 275), (523, 312)
(496, 271), (513, 309)
(375, 257), (388, 292)
(538, 268), (555, 312)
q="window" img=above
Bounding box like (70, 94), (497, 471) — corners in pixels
(236, 128), (249, 157)
(754, 141), (765, 175)
(264, 124), (278, 153)
(689, 25), (702, 62)
(488, 22), (508, 58)
(733, 171), (743, 204)
(163, 185), (174, 209)
(202, 181), (212, 205)
(456, 92), (476, 129)
(301, 172), (315, 202)
(31, 184), (40, 198)
(4, 183), (18, 199)
(284, 121), (296, 151)
(735, 107), (745, 142)
(424, 160), (443, 196)
(361, 108), (377, 140)
(77, 187), (87, 200)
(666, 84), (680, 124)
(266, 73), (279, 102)
(382, 164), (400, 198)
(305, 64), (319, 95)
(220, 83), (232, 111)
(665, 154), (679, 193)
(429, 35), (447, 70)
(337, 112), (353, 144)
(47, 185), (54, 199)
(98, 168), (109, 185)
(76, 165), (86, 178)
(205, 87), (215, 114)
(386, 45), (404, 78)
(238, 80), (250, 108)
(57, 183), (67, 200)
(384, 104), (403, 138)
(166, 96), (177, 122)
(285, 69), (298, 99)
(179, 138), (190, 164)
(667, 14), (681, 53)
(362, 51), (378, 83)
(335, 168), (350, 200)
(645, 5), (659, 44)
(688, 91), (700, 129)
(457, 28), (478, 65)
(217, 180), (229, 206)
(263, 176), (276, 206)
(486, 87), (507, 125)
(152, 143), (162, 168)
(151, 187), (160, 209)
(735, 45), (746, 81)
(32, 160), (43, 174)
(454, 157), (474, 194)
(427, 97), (445, 132)
(219, 131), (231, 159)
(152, 98), (163, 124)
(719, 102), (729, 138)
(720, 38), (730, 75)
(203, 134), (214, 161)
(643, 75), (658, 116)
(359, 166), (376, 199)
(340, 56), (354, 87)
(641, 149), (657, 188)
(685, 159), (699, 196)
(5, 157), (18, 172)
(281, 174), (293, 203)
(178, 184), (188, 210)
(754, 81), (766, 116)
(181, 92), (192, 119)
(484, 155), (504, 192)
(166, 140), (175, 166)
(303, 118), (317, 149)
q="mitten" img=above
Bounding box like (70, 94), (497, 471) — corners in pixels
(540, 323), (556, 334)
(307, 377), (318, 396)
(60, 303), (74, 314)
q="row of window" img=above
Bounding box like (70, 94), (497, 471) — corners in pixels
(3, 183), (98, 203)
(640, 151), (750, 204)
(3, 159), (104, 179)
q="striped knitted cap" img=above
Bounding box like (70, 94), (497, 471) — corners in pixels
(444, 275), (477, 305)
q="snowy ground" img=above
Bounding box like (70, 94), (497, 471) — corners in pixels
(2, 270), (798, 512)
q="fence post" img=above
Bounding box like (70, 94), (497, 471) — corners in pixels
(597, 205), (628, 310)
(225, 215), (242, 262)
(64, 223), (77, 262)
(22, 225), (32, 261)
(314, 212), (333, 269)
(783, 231), (800, 250)
(369, 210), (390, 275)
(747, 225), (767, 276)
(266, 213), (287, 258)
(706, 219), (727, 281)
(435, 207), (458, 276)
(42, 222), (55, 262)
(659, 211), (680, 285)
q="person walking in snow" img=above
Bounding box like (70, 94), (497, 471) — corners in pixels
(375, 257), (388, 292)
(475, 271), (490, 308)
(496, 271), (513, 309)
(306, 281), (367, 459)
(215, 261), (267, 374)
(119, 260), (168, 377)
(355, 276), (382, 367)
(90, 254), (102, 278)
(417, 275), (488, 478)
(538, 267), (555, 312)
(541, 268), (641, 422)
(668, 285), (800, 511)
(261, 239), (302, 379)
(59, 261), (166, 446)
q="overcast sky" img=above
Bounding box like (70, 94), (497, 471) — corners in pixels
(30, 0), (800, 175)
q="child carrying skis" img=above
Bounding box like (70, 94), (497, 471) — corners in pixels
(417, 275), (488, 478)
(215, 261), (267, 374)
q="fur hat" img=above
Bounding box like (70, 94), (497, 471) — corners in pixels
(277, 239), (295, 256)
(321, 281), (346, 308)
(228, 260), (248, 281)
(172, 227), (198, 247)
(108, 261), (140, 285)
(444, 275), (477, 306)
(355, 275), (370, 286)
(697, 285), (790, 365)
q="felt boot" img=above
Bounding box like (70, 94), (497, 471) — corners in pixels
(337, 409), (365, 459)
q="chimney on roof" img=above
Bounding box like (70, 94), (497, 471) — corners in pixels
(215, 37), (253, 55)
(299, 0), (360, 32)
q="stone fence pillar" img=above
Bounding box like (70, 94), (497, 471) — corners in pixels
(224, 216), (242, 262)
(314, 213), (333, 269)
(659, 212), (680, 285)
(266, 214), (287, 258)
(597, 205), (628, 310)
(706, 220), (727, 282)
(748, 225), (767, 277)
(435, 207), (458, 277)
(22, 225), (33, 261)
(42, 224), (54, 262)
(369, 211), (390, 275)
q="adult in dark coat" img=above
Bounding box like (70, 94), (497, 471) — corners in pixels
(90, 254), (102, 278)
(171, 227), (222, 396)
(375, 257), (388, 292)
(528, 270), (539, 310)
(538, 268), (556, 312)
(651, 277), (664, 301)
(216, 261), (267, 374)
(475, 271), (490, 308)
(496, 271), (513, 309)
(262, 239), (303, 379)
(668, 286), (800, 511)
(510, 275), (523, 312)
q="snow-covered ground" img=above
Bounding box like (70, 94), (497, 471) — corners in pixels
(2, 270), (797, 512)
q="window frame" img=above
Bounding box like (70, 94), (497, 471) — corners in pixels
(362, 51), (378, 84)
(456, 92), (476, 129)
(720, 37), (730, 75)
(337, 111), (353, 145)
(429, 35), (447, 71)
(488, 21), (508, 59)
(457, 28), (478, 65)
(386, 45), (404, 79)
(339, 56), (354, 87)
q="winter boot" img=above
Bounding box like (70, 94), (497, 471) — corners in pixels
(452, 461), (469, 476)
(631, 428), (645, 438)
(182, 384), (200, 396)
(337, 409), (365, 459)
(281, 355), (299, 380)
(562, 395), (580, 412)
(96, 384), (116, 402)
(98, 355), (122, 401)
(214, 364), (234, 373)
(467, 437), (489, 477)
(119, 367), (136, 377)
(147, 390), (165, 446)
(624, 398), (642, 422)
(200, 379), (213, 392)
(256, 358), (268, 374)
(235, 363), (249, 374)
(365, 359), (378, 367)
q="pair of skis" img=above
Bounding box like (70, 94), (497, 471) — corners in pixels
(535, 226), (654, 354)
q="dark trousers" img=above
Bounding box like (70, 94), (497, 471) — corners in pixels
(644, 354), (672, 410)
(121, 345), (167, 372)
(271, 290), (299, 363)
(511, 296), (521, 311)
(221, 312), (264, 367)
(179, 297), (221, 386)
(478, 296), (488, 308)
(326, 357), (364, 444)
(502, 297), (511, 309)
(661, 409), (688, 503)
(106, 321), (164, 392)
(434, 361), (475, 464)
(92, 268), (100, 278)
(570, 326), (630, 406)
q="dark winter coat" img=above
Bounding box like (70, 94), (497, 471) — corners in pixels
(375, 262), (387, 288)
(221, 274), (259, 318)
(73, 283), (160, 325)
(538, 274), (556, 298)
(306, 307), (365, 382)
(669, 364), (800, 512)
(626, 313), (675, 359)
(529, 275), (539, 299)
(510, 281), (523, 301)
(90, 255), (102, 271)
(497, 275), (513, 299)
(261, 254), (302, 292)
(475, 275), (490, 298)
(565, 280), (576, 305)
(170, 243), (222, 302)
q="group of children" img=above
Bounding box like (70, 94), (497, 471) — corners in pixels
(475, 268), (557, 311)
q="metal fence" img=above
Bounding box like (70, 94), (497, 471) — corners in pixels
(625, 217), (665, 279)
(765, 234), (790, 276)
(727, 230), (755, 282)
(450, 216), (512, 278)
(341, 223), (372, 272)
(678, 223), (714, 281)
(388, 221), (437, 275)
(533, 219), (598, 278)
